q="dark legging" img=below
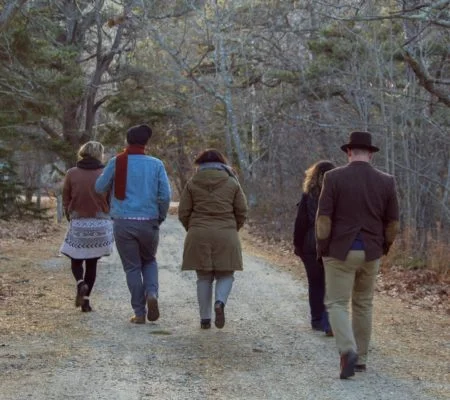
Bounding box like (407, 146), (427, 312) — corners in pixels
(301, 254), (327, 324)
(71, 258), (99, 296)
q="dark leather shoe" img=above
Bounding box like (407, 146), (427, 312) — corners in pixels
(340, 350), (358, 379)
(146, 295), (160, 322)
(355, 364), (366, 372)
(200, 319), (211, 329)
(311, 321), (322, 331)
(214, 301), (225, 329)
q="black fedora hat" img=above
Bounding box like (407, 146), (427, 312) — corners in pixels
(341, 131), (379, 153)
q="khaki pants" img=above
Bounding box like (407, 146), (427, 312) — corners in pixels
(324, 251), (380, 364)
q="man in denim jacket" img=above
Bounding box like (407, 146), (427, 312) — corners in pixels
(95, 124), (171, 324)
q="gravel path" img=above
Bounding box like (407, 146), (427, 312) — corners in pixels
(1, 215), (448, 400)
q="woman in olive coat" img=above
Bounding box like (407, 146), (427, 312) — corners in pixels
(178, 149), (248, 329)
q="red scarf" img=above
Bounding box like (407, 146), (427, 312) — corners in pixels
(114, 144), (146, 200)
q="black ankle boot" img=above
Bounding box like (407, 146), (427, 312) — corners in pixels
(81, 299), (92, 312)
(75, 282), (89, 307)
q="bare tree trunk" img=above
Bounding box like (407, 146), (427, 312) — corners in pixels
(56, 194), (63, 223)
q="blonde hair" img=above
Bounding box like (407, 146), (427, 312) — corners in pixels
(302, 160), (335, 197)
(77, 141), (104, 161)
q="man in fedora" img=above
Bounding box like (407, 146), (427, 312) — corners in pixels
(316, 131), (399, 379)
(95, 124), (171, 324)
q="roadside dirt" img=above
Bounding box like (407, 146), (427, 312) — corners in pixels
(0, 216), (449, 400)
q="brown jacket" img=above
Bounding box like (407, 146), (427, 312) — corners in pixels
(178, 169), (248, 271)
(63, 167), (110, 219)
(316, 161), (399, 261)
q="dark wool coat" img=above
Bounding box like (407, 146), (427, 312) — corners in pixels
(316, 161), (399, 261)
(293, 192), (319, 257)
(178, 169), (248, 271)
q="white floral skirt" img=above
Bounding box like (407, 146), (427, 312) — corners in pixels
(60, 218), (114, 259)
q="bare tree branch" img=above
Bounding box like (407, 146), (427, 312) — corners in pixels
(403, 49), (450, 107)
(39, 119), (62, 142)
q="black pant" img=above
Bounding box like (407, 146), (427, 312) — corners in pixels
(71, 258), (99, 296)
(300, 254), (326, 325)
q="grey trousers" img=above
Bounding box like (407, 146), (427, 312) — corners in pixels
(113, 219), (160, 317)
(196, 271), (235, 320)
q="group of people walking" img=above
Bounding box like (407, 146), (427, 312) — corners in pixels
(60, 124), (246, 329)
(60, 126), (399, 380)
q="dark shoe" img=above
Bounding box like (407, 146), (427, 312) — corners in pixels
(200, 319), (211, 329)
(355, 364), (366, 372)
(325, 328), (334, 337)
(311, 320), (322, 331)
(130, 315), (146, 324)
(81, 299), (92, 312)
(75, 282), (89, 307)
(322, 311), (332, 335)
(147, 295), (160, 322)
(340, 350), (358, 379)
(214, 301), (225, 329)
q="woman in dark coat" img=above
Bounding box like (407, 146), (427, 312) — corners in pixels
(178, 149), (248, 329)
(293, 160), (335, 335)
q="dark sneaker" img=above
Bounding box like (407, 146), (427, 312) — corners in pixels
(147, 295), (160, 322)
(214, 301), (225, 329)
(75, 282), (89, 307)
(340, 350), (358, 379)
(200, 319), (211, 329)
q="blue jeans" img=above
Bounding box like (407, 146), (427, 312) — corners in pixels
(113, 219), (160, 317)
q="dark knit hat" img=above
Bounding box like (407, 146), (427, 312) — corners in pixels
(127, 124), (152, 145)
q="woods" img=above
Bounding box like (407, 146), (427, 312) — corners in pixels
(0, 0), (449, 271)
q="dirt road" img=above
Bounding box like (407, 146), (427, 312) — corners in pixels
(0, 216), (449, 399)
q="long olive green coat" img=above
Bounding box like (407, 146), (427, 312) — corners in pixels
(178, 169), (248, 271)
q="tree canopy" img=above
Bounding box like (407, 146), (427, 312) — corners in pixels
(0, 0), (449, 260)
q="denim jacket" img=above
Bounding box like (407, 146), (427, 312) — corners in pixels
(95, 154), (171, 221)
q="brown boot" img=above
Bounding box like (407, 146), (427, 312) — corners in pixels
(130, 315), (146, 324)
(214, 301), (225, 329)
(75, 282), (89, 307)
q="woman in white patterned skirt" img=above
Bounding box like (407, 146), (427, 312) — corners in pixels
(60, 141), (114, 312)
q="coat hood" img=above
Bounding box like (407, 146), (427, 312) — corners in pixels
(191, 169), (230, 192)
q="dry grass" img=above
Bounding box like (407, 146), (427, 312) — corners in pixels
(0, 218), (90, 343)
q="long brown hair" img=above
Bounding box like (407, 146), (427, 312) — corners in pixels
(194, 148), (228, 165)
(303, 160), (335, 197)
